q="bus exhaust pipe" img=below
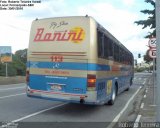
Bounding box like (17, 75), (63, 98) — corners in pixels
(80, 99), (85, 104)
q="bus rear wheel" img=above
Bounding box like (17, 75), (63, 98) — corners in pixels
(108, 85), (116, 105)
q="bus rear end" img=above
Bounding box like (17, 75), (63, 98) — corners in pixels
(26, 16), (98, 104)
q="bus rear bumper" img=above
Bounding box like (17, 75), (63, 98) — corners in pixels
(26, 87), (100, 105)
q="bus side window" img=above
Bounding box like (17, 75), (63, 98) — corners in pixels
(97, 30), (104, 58)
(108, 39), (113, 60)
(103, 35), (114, 60)
(104, 35), (109, 58)
(114, 43), (120, 62)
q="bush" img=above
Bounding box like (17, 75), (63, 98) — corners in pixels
(0, 63), (17, 76)
(0, 50), (27, 76)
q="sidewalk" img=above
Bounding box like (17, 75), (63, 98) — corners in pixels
(138, 73), (156, 122)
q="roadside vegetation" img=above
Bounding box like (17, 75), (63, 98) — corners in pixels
(134, 66), (153, 73)
(135, 0), (155, 64)
(134, 0), (155, 72)
(0, 49), (27, 76)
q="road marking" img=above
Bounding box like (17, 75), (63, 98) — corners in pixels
(0, 86), (25, 91)
(142, 78), (147, 85)
(107, 86), (142, 128)
(150, 104), (157, 107)
(12, 103), (67, 123)
(0, 93), (25, 99)
(144, 95), (146, 98)
(133, 115), (141, 128)
(0, 83), (25, 86)
(142, 81), (146, 85)
(140, 103), (144, 109)
(146, 89), (148, 93)
(148, 78), (152, 84)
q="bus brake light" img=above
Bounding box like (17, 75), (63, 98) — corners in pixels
(87, 74), (96, 87)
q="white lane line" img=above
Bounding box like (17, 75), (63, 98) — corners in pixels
(144, 95), (146, 98)
(142, 78), (147, 85)
(0, 86), (25, 91)
(0, 83), (25, 86)
(148, 78), (152, 84)
(107, 86), (142, 128)
(135, 115), (141, 122)
(142, 81), (146, 85)
(0, 93), (25, 99)
(12, 103), (67, 123)
(146, 89), (148, 93)
(140, 103), (144, 109)
(133, 115), (141, 128)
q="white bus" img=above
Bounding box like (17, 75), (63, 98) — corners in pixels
(26, 16), (134, 105)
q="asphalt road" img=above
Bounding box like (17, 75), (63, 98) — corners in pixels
(0, 73), (152, 128)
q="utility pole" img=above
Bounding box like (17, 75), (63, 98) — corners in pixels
(156, 0), (160, 122)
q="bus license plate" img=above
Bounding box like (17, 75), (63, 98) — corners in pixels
(51, 85), (62, 91)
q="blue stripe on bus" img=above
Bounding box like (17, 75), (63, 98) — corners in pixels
(27, 61), (110, 71)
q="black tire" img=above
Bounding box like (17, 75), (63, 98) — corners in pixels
(108, 85), (116, 105)
(125, 78), (133, 91)
(125, 87), (129, 91)
(130, 78), (133, 86)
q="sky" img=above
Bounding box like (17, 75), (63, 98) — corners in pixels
(0, 0), (154, 61)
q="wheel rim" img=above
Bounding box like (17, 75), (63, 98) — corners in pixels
(112, 88), (116, 101)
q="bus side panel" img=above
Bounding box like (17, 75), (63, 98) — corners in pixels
(94, 61), (133, 104)
(96, 78), (115, 103)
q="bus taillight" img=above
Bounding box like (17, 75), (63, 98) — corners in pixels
(26, 70), (29, 83)
(87, 74), (96, 87)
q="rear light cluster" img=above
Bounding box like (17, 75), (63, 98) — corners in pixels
(87, 74), (96, 87)
(26, 70), (29, 83)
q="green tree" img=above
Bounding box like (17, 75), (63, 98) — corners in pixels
(135, 0), (155, 38)
(15, 49), (27, 64)
(0, 62), (17, 76)
(12, 54), (26, 76)
(14, 49), (27, 75)
(144, 50), (153, 64)
(0, 49), (27, 76)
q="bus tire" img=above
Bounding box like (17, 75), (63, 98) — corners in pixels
(125, 86), (129, 91)
(130, 78), (133, 86)
(125, 78), (132, 91)
(108, 84), (117, 105)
